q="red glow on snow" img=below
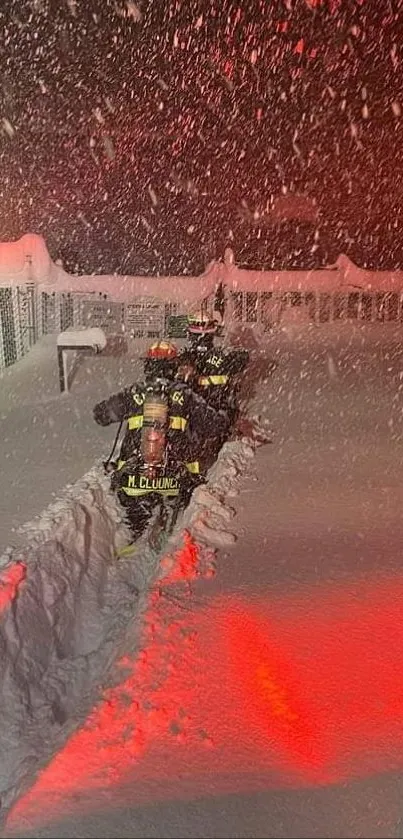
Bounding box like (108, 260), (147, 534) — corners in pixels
(219, 604), (332, 783)
(159, 530), (202, 585)
(0, 562), (26, 613)
(218, 579), (403, 786)
(8, 567), (403, 834)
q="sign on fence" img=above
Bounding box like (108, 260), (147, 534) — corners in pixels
(125, 300), (165, 337)
(81, 300), (124, 333)
(166, 314), (189, 338)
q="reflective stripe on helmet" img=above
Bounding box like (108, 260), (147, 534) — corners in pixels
(187, 310), (217, 334)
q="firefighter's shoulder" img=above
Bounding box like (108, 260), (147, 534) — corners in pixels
(130, 382), (146, 404)
(168, 380), (187, 404)
(130, 381), (146, 394)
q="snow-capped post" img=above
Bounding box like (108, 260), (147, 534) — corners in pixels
(57, 327), (107, 393)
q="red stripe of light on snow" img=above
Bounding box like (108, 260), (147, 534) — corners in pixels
(0, 562), (26, 613)
(7, 563), (403, 834)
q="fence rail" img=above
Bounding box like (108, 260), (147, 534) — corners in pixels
(229, 289), (403, 328)
(0, 286), (182, 372)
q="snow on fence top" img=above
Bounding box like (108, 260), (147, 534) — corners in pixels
(0, 234), (217, 304)
(1, 235), (403, 296)
(0, 234), (55, 284)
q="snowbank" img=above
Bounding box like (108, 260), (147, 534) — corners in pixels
(2, 235), (403, 298)
(173, 440), (255, 549)
(0, 234), (219, 303)
(0, 234), (58, 286)
(217, 249), (403, 293)
(0, 436), (257, 822)
(0, 467), (144, 815)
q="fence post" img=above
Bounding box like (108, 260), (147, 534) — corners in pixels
(57, 346), (68, 393)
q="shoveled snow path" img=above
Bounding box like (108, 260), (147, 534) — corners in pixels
(0, 328), (267, 831)
(6, 326), (403, 839)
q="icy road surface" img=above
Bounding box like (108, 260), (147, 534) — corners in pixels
(5, 325), (403, 839)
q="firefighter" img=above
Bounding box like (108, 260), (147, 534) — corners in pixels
(93, 340), (229, 536)
(182, 309), (250, 443)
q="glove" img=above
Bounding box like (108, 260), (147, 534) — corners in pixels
(93, 402), (111, 426)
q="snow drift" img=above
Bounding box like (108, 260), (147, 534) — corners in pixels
(0, 435), (256, 824)
(2, 234), (403, 298)
(0, 467), (141, 815)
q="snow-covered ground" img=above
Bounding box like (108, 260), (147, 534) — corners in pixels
(0, 328), (266, 830)
(3, 323), (403, 838)
(0, 335), (148, 553)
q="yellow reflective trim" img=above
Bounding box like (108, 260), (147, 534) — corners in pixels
(117, 459), (126, 470)
(186, 461), (200, 474)
(198, 375), (229, 386)
(116, 542), (138, 558)
(122, 486), (180, 497)
(128, 414), (144, 429)
(169, 415), (187, 431)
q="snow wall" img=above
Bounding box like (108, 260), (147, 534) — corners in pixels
(3, 234), (403, 295)
(0, 438), (255, 822)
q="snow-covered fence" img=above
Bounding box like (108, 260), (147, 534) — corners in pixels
(0, 286), (183, 373)
(227, 288), (403, 330)
(0, 286), (75, 371)
(3, 282), (403, 375)
(0, 287), (29, 369)
(2, 233), (403, 373)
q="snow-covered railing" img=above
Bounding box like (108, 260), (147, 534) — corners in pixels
(2, 234), (403, 373)
(228, 288), (403, 330)
(57, 327), (108, 393)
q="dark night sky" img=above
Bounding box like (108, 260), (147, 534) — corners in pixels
(1, 0), (403, 275)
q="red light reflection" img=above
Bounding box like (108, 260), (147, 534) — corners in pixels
(7, 548), (403, 834)
(0, 562), (26, 614)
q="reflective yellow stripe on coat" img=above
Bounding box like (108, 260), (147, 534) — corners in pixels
(122, 486), (180, 497)
(169, 415), (187, 431)
(198, 375), (229, 387)
(128, 415), (144, 430)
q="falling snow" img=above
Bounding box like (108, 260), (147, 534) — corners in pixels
(0, 0), (402, 275)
